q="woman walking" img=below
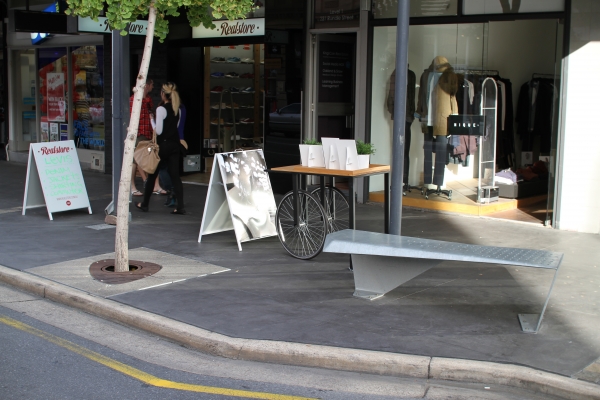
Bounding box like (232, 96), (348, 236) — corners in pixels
(136, 82), (186, 215)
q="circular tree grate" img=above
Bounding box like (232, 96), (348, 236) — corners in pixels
(89, 259), (162, 284)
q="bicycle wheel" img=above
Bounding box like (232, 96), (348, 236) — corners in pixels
(276, 190), (327, 260)
(310, 187), (350, 233)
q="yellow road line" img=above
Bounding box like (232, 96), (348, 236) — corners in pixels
(0, 315), (316, 400)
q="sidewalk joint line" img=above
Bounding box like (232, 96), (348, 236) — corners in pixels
(138, 282), (174, 291)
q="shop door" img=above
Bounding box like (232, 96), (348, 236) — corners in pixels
(314, 34), (355, 140)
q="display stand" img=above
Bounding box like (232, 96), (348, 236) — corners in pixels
(205, 45), (264, 155)
(22, 141), (92, 220)
(198, 149), (277, 251)
(478, 77), (498, 203)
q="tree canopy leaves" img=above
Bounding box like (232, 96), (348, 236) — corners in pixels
(65, 0), (255, 41)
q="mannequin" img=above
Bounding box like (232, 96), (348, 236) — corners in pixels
(387, 66), (417, 195)
(418, 56), (457, 200)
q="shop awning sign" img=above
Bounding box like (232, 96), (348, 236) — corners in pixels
(78, 16), (147, 35)
(22, 140), (92, 220)
(192, 18), (264, 39)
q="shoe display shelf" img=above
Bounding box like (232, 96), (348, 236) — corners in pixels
(204, 45), (264, 153)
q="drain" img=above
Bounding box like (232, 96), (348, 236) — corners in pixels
(89, 259), (162, 284)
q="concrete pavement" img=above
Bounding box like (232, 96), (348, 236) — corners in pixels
(1, 160), (599, 398)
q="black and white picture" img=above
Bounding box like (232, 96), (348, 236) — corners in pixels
(216, 150), (277, 242)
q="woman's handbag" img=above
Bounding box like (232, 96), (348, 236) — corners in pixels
(134, 131), (160, 174)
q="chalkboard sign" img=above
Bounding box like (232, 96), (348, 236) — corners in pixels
(22, 140), (92, 220)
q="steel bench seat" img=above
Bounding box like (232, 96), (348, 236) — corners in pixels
(323, 229), (563, 333)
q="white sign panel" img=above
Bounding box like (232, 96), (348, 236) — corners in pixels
(321, 137), (340, 170)
(199, 149), (277, 251)
(336, 139), (359, 171)
(23, 141), (92, 220)
(192, 18), (264, 39)
(78, 16), (148, 35)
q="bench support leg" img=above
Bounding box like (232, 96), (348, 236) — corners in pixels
(518, 264), (561, 334)
(351, 255), (441, 300)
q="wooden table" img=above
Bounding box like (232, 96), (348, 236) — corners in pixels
(267, 164), (391, 259)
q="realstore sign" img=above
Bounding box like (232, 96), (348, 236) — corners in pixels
(78, 16), (147, 35)
(192, 18), (264, 39)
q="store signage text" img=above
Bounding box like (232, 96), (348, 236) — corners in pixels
(78, 16), (148, 36)
(192, 18), (264, 39)
(40, 146), (71, 156)
(220, 21), (258, 36)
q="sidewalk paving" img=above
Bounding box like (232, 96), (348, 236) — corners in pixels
(1, 161), (600, 393)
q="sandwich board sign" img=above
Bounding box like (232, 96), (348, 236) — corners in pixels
(198, 149), (277, 251)
(22, 140), (92, 220)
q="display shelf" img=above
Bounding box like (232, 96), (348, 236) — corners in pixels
(204, 44), (265, 152)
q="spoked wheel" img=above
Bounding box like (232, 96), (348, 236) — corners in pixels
(276, 190), (328, 260)
(310, 187), (350, 233)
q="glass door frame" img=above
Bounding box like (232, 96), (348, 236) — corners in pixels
(311, 32), (356, 141)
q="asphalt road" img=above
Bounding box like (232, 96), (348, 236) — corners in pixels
(0, 282), (554, 400)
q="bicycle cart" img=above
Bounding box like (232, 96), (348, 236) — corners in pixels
(267, 164), (390, 260)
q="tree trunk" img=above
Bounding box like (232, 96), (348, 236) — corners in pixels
(114, 6), (157, 272)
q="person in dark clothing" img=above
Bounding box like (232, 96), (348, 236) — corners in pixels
(136, 82), (186, 215)
(386, 67), (416, 185)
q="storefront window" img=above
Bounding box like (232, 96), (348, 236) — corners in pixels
(370, 19), (562, 224)
(463, 0), (564, 15)
(371, 23), (487, 193)
(38, 48), (68, 142)
(373, 0), (458, 19)
(72, 46), (105, 150)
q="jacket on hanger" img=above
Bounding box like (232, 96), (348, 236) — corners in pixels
(432, 64), (459, 136)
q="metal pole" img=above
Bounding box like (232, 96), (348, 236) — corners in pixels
(389, 0), (410, 236)
(106, 30), (130, 215)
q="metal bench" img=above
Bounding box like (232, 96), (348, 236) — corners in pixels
(323, 229), (563, 333)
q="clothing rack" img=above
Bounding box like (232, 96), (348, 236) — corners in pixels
(532, 73), (558, 79)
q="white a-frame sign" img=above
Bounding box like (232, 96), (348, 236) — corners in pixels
(198, 149), (277, 251)
(22, 141), (92, 220)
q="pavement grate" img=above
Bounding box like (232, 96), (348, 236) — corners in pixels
(86, 224), (116, 230)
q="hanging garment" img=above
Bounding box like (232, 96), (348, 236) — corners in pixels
(496, 78), (515, 169)
(386, 68), (416, 122)
(516, 78), (555, 153)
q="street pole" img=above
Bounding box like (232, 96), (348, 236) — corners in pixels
(389, 0), (410, 236)
(106, 30), (130, 216)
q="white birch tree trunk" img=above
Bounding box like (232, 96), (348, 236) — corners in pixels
(114, 5), (157, 272)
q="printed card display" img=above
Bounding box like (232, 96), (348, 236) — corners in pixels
(321, 137), (340, 170)
(41, 122), (49, 142)
(50, 123), (59, 142)
(335, 139), (359, 171)
(307, 146), (325, 168)
(199, 149), (277, 251)
(22, 140), (92, 220)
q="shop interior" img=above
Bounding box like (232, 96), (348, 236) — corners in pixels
(370, 19), (563, 225)
(184, 36), (304, 190)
